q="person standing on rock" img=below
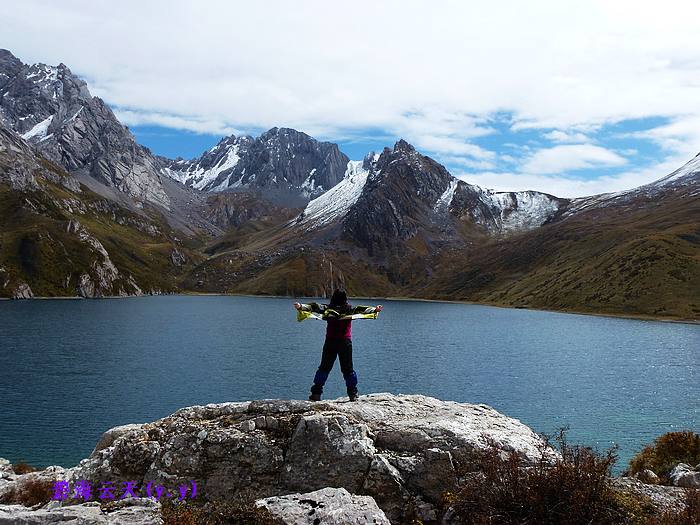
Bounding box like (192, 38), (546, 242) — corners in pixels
(294, 289), (383, 402)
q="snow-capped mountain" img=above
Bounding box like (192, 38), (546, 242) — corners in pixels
(0, 49), (170, 208)
(295, 140), (566, 243)
(165, 135), (253, 191)
(164, 127), (349, 206)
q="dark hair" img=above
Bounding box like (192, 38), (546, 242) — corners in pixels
(329, 289), (348, 308)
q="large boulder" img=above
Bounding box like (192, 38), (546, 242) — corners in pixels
(635, 468), (660, 484)
(669, 463), (700, 488)
(61, 393), (549, 523)
(256, 487), (389, 525)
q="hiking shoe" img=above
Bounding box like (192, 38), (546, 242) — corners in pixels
(309, 393), (321, 402)
(348, 391), (359, 402)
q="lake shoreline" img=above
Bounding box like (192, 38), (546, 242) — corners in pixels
(2, 290), (698, 325)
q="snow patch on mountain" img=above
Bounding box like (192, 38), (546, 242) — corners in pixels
(564, 152), (700, 216)
(647, 153), (700, 190)
(434, 179), (458, 212)
(184, 144), (241, 191)
(300, 168), (321, 197)
(26, 64), (58, 84)
(484, 190), (561, 232)
(295, 160), (369, 230)
(21, 115), (53, 141)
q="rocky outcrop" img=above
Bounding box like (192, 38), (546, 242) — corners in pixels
(612, 477), (688, 513)
(11, 282), (33, 299)
(66, 219), (143, 298)
(1, 395), (695, 523)
(256, 487), (390, 524)
(0, 394), (551, 524)
(635, 468), (661, 484)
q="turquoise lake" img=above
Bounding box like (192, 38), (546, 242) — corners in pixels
(0, 295), (697, 473)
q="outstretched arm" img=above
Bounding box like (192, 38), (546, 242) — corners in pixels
(294, 301), (327, 321)
(351, 304), (383, 313)
(295, 302), (326, 313)
(339, 304), (384, 320)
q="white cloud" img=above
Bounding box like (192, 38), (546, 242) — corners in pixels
(627, 115), (700, 157)
(4, 0), (700, 194)
(442, 156), (496, 170)
(543, 130), (590, 143)
(520, 144), (628, 174)
(115, 110), (240, 136)
(456, 154), (690, 197)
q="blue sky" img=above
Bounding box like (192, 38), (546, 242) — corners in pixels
(6, 1), (700, 197)
(131, 114), (674, 197)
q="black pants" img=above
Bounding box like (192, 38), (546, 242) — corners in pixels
(311, 338), (358, 395)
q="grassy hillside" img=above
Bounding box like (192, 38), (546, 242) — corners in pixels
(421, 191), (700, 320)
(0, 164), (202, 298)
(181, 187), (699, 321)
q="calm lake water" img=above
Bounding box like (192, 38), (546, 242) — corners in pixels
(0, 296), (697, 474)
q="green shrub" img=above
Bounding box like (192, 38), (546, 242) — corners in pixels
(628, 431), (700, 483)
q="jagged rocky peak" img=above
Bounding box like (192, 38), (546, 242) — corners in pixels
(166, 126), (349, 206)
(163, 134), (254, 191)
(367, 138), (456, 205)
(295, 138), (567, 246)
(295, 151), (379, 231)
(0, 49), (170, 208)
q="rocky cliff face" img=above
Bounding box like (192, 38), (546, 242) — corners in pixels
(0, 49), (170, 208)
(165, 127), (349, 206)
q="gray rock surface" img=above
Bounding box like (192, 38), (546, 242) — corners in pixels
(669, 463), (700, 488)
(0, 465), (66, 505)
(165, 127), (349, 206)
(0, 498), (162, 524)
(61, 393), (549, 523)
(256, 487), (389, 525)
(11, 282), (33, 299)
(612, 477), (688, 513)
(635, 468), (660, 484)
(0, 49), (170, 208)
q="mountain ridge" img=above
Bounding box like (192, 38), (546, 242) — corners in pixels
(0, 49), (171, 208)
(163, 126), (349, 207)
(1, 48), (698, 321)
